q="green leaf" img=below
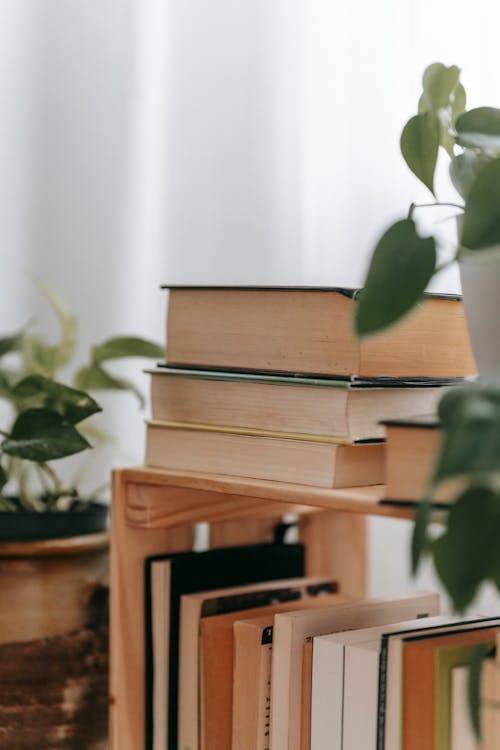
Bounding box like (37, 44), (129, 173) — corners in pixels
(91, 336), (164, 363)
(422, 63), (461, 112)
(468, 646), (494, 740)
(2, 408), (91, 462)
(11, 375), (102, 424)
(354, 219), (436, 337)
(401, 112), (440, 195)
(74, 362), (145, 408)
(434, 384), (500, 482)
(21, 335), (57, 378)
(449, 150), (492, 201)
(461, 157), (500, 249)
(432, 486), (500, 611)
(31, 278), (77, 371)
(411, 501), (432, 574)
(456, 107), (500, 152)
(452, 83), (467, 124)
(0, 369), (19, 398)
(0, 332), (24, 358)
(0, 464), (7, 492)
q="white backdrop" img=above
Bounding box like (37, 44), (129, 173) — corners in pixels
(1, 0), (500, 608)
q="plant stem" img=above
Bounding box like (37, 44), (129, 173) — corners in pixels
(38, 462), (62, 495)
(408, 201), (464, 219)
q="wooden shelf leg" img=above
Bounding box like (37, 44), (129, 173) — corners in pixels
(299, 510), (367, 599)
(109, 471), (193, 750)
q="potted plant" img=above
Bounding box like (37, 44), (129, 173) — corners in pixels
(353, 63), (500, 737)
(0, 281), (163, 749)
(354, 62), (500, 377)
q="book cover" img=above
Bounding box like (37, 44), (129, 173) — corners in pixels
(200, 592), (344, 750)
(178, 577), (337, 750)
(377, 616), (500, 750)
(144, 542), (304, 750)
(403, 625), (500, 750)
(309, 607), (443, 750)
(270, 592), (441, 750)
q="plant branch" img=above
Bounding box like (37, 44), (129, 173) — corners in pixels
(37, 462), (62, 495)
(408, 201), (464, 219)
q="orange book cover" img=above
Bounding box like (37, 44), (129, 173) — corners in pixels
(403, 626), (499, 750)
(200, 595), (344, 750)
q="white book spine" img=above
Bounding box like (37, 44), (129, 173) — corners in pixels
(310, 639), (344, 750)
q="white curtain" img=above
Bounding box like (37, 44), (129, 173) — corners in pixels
(2, 0), (500, 606)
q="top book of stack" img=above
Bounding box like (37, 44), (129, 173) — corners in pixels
(162, 286), (476, 379)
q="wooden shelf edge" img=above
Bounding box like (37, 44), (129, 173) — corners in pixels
(114, 467), (420, 522)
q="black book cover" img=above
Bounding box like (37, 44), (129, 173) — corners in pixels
(144, 542), (304, 750)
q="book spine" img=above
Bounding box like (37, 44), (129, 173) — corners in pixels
(259, 629), (274, 750)
(376, 639), (389, 750)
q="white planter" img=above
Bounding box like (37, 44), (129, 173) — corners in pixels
(459, 246), (500, 378)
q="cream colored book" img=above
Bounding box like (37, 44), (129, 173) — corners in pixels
(145, 422), (384, 488)
(310, 609), (444, 750)
(164, 286), (475, 378)
(149, 367), (446, 442)
(178, 577), (337, 750)
(201, 594), (346, 750)
(269, 592), (441, 750)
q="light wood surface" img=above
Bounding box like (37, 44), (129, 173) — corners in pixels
(109, 466), (421, 750)
(109, 471), (193, 750)
(299, 511), (367, 599)
(120, 465), (421, 521)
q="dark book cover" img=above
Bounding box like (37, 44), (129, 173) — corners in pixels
(152, 364), (464, 388)
(160, 284), (462, 302)
(144, 542), (304, 750)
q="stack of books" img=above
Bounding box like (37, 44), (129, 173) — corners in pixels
(145, 541), (499, 750)
(142, 286), (482, 750)
(145, 286), (475, 489)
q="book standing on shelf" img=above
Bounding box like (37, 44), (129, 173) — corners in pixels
(200, 590), (345, 750)
(269, 592), (441, 750)
(178, 577), (338, 750)
(144, 543), (304, 750)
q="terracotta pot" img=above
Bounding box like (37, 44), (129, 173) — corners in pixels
(459, 246), (500, 378)
(0, 532), (109, 750)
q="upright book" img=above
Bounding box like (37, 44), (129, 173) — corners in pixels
(178, 576), (337, 750)
(163, 286), (475, 378)
(144, 543), (304, 750)
(269, 592), (440, 750)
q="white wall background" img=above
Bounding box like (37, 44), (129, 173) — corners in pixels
(1, 0), (500, 610)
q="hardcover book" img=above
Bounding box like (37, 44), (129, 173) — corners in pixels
(149, 366), (448, 442)
(144, 543), (304, 750)
(270, 592), (441, 750)
(145, 421), (385, 488)
(162, 286), (475, 379)
(381, 414), (463, 503)
(178, 577), (337, 750)
(200, 591), (344, 750)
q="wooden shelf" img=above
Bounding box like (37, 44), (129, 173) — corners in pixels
(121, 466), (419, 525)
(110, 466), (436, 750)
